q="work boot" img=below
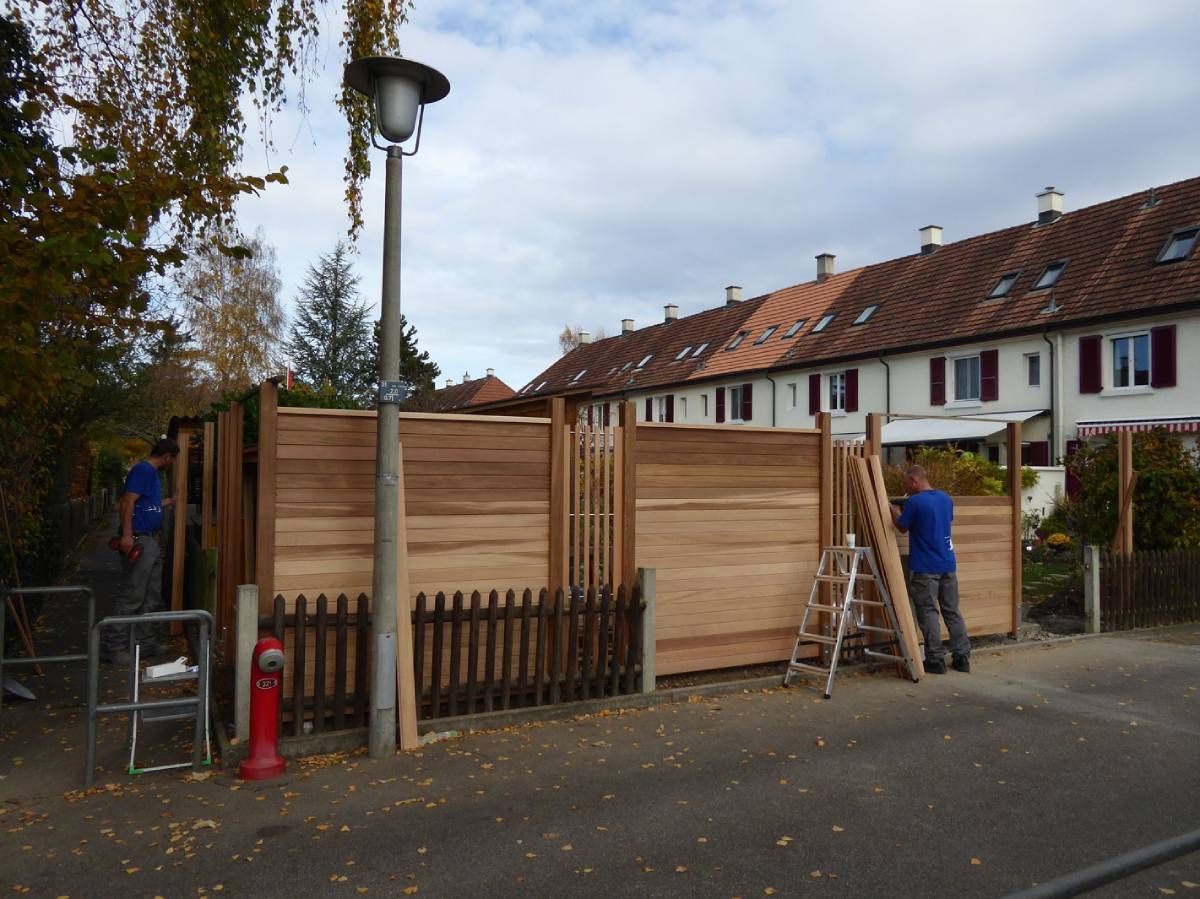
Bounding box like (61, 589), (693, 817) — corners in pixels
(924, 656), (947, 674)
(951, 654), (971, 673)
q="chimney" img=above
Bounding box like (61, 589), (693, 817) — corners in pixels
(578, 330), (592, 345)
(621, 318), (635, 335)
(463, 371), (471, 382)
(1037, 186), (1063, 224)
(919, 225), (943, 255)
(816, 253), (836, 282)
(486, 368), (495, 378)
(664, 303), (679, 322)
(725, 285), (743, 305)
(445, 378), (454, 388)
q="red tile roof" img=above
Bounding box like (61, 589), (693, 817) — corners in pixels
(516, 175), (1200, 400)
(431, 374), (516, 410)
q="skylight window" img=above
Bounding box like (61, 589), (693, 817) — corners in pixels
(636, 354), (653, 368)
(674, 346), (693, 361)
(853, 305), (879, 325)
(536, 380), (548, 391)
(1033, 261), (1067, 289)
(753, 325), (779, 345)
(726, 331), (749, 351)
(1158, 226), (1199, 263)
(987, 270), (1021, 299)
(692, 342), (710, 357)
(569, 368), (587, 383)
(621, 361), (633, 372)
(783, 319), (807, 338)
(812, 314), (835, 334)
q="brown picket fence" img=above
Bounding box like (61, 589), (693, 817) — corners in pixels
(1101, 549), (1200, 630)
(413, 584), (645, 720)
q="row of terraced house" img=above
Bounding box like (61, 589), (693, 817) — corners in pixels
(448, 177), (1200, 505)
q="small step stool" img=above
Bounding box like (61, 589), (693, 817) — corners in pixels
(127, 643), (211, 776)
(783, 545), (920, 699)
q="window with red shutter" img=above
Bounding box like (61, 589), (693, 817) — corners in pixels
(980, 349), (999, 402)
(1079, 335), (1102, 393)
(741, 383), (753, 421)
(666, 395), (675, 423)
(808, 374), (821, 415)
(645, 397), (652, 421)
(930, 357), (946, 405)
(715, 388), (726, 423)
(1151, 325), (1177, 388)
(1028, 441), (1050, 466)
(845, 368), (859, 413)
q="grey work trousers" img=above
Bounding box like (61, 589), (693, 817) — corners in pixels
(103, 536), (165, 652)
(909, 571), (970, 661)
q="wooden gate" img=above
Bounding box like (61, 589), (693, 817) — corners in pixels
(568, 421), (624, 594)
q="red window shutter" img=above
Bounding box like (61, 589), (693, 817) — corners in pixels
(845, 368), (859, 413)
(980, 349), (999, 402)
(1028, 441), (1050, 466)
(930, 357), (946, 405)
(666, 395), (675, 423)
(1079, 335), (1102, 394)
(808, 374), (821, 416)
(645, 397), (653, 421)
(715, 388), (726, 423)
(1151, 325), (1177, 388)
(602, 403), (610, 427)
(741, 383), (753, 421)
(587, 405), (594, 426)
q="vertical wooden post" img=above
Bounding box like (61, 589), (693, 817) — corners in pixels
(817, 412), (833, 648)
(620, 401), (637, 590)
(1117, 430), (1134, 554)
(865, 412), (883, 459)
(549, 397), (567, 596)
(170, 430), (191, 616)
(216, 411), (229, 628)
(637, 567), (656, 694)
(255, 381), (279, 605)
(235, 584), (258, 742)
(1006, 421), (1023, 637)
(201, 421), (215, 549)
(394, 446), (419, 750)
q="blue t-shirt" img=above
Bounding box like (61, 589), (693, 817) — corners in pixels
(124, 460), (164, 533)
(896, 489), (956, 574)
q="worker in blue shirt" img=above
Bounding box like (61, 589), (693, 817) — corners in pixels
(102, 437), (179, 664)
(890, 464), (970, 674)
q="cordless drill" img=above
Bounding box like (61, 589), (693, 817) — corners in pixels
(108, 536), (145, 563)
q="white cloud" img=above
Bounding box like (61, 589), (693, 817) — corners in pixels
(236, 0), (1200, 390)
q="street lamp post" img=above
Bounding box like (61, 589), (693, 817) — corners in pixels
(343, 55), (449, 758)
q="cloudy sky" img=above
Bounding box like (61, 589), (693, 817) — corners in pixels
(236, 0), (1200, 392)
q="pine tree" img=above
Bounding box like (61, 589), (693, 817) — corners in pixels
(368, 316), (442, 411)
(285, 243), (373, 405)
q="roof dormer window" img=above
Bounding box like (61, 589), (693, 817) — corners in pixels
(987, 270), (1021, 299)
(726, 331), (749, 351)
(812, 313), (835, 334)
(636, 354), (653, 368)
(1158, 226), (1199, 263)
(783, 319), (807, 338)
(674, 346), (693, 361)
(753, 325), (779, 345)
(853, 305), (879, 325)
(1033, 260), (1067, 289)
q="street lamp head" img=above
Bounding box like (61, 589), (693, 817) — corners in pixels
(344, 56), (450, 145)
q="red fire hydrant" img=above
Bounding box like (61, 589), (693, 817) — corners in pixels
(238, 637), (287, 781)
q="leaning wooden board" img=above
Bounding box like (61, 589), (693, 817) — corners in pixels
(849, 456), (925, 679)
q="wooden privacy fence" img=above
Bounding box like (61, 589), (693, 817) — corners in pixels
(262, 593), (371, 737)
(414, 585), (645, 720)
(1101, 549), (1200, 630)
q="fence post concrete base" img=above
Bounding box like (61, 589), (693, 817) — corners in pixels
(1083, 546), (1101, 634)
(638, 568), (656, 694)
(235, 585), (259, 742)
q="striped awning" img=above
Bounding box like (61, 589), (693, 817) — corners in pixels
(1076, 417), (1200, 437)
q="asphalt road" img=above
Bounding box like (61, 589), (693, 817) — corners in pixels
(2, 625), (1198, 898)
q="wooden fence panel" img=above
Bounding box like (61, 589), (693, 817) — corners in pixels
(634, 423), (823, 675)
(1101, 549), (1200, 630)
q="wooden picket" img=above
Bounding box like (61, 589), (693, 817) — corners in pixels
(1101, 549), (1200, 630)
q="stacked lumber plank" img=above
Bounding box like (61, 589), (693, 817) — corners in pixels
(848, 455), (925, 679)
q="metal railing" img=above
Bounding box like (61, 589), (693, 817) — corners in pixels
(85, 610), (212, 788)
(0, 586), (95, 719)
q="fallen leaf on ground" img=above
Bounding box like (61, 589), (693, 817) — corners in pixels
(970, 858), (982, 866)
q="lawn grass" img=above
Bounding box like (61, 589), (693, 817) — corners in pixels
(1023, 556), (1078, 601)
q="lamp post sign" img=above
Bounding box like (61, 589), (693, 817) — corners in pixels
(343, 55), (449, 758)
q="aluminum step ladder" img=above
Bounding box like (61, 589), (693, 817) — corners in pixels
(783, 545), (920, 698)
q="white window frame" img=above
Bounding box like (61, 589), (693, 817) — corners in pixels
(950, 353), (981, 405)
(788, 382), (798, 409)
(1109, 330), (1151, 391)
(701, 393), (709, 418)
(1026, 352), (1040, 387)
(654, 396), (668, 422)
(827, 371), (846, 414)
(728, 385), (745, 423)
(679, 396), (687, 421)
